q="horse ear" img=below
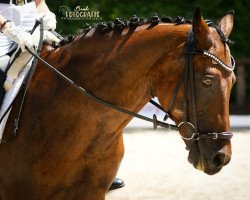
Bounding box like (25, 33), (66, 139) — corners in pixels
(192, 6), (212, 49)
(218, 11), (234, 37)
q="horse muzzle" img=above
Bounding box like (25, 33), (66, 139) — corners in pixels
(187, 134), (232, 175)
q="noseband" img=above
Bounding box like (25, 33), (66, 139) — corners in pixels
(151, 22), (235, 141)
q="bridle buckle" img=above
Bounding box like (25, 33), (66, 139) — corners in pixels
(211, 133), (218, 140)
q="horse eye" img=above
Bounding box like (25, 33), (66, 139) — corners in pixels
(202, 78), (213, 87)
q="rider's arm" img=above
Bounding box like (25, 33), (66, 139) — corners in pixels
(1, 0), (51, 32)
(34, 0), (56, 30)
(1, 14), (35, 52)
(1, 0), (58, 52)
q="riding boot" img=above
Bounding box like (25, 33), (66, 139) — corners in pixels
(109, 178), (125, 191)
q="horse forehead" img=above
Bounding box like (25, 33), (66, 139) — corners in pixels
(201, 30), (232, 73)
(209, 28), (231, 56)
(211, 41), (230, 56)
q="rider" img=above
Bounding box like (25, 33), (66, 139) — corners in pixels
(0, 0), (124, 191)
(0, 0), (58, 93)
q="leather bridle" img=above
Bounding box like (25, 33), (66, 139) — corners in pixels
(150, 22), (235, 141)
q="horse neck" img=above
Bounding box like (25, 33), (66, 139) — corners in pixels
(57, 24), (190, 126)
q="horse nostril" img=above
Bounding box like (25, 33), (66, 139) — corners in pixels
(212, 153), (226, 168)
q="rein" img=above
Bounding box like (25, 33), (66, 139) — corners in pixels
(26, 24), (234, 141)
(26, 48), (179, 131)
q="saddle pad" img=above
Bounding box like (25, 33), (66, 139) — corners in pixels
(0, 60), (32, 141)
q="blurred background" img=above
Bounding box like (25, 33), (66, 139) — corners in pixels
(47, 1), (250, 199)
(47, 0), (250, 113)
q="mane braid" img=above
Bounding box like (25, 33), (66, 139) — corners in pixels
(55, 14), (191, 47)
(84, 14), (192, 34)
(55, 13), (233, 47)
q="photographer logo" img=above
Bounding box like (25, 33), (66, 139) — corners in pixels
(59, 5), (102, 20)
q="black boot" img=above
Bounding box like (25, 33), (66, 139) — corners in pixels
(109, 178), (125, 191)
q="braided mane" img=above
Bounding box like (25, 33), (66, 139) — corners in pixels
(56, 13), (233, 47)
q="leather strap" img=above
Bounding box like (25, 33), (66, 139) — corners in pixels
(187, 31), (198, 133)
(198, 132), (233, 140)
(166, 72), (184, 117)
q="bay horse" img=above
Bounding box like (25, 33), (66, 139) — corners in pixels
(0, 7), (235, 200)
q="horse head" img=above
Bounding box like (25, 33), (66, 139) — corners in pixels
(156, 7), (235, 175)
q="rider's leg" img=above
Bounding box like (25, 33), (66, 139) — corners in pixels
(4, 51), (32, 91)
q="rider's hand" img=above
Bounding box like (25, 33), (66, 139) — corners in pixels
(37, 11), (57, 31)
(44, 30), (60, 44)
(2, 22), (37, 52)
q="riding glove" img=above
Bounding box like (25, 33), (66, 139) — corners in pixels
(2, 22), (37, 52)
